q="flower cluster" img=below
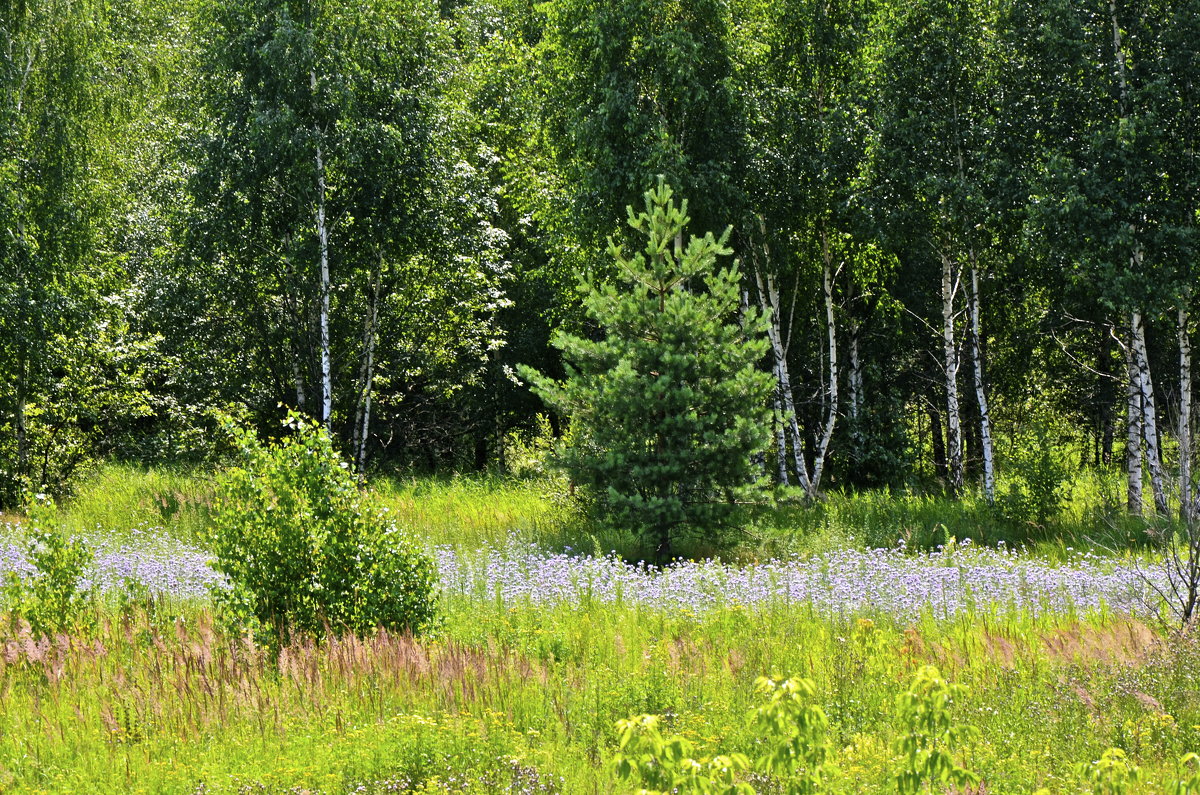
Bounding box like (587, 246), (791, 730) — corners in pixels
(0, 522), (1167, 621)
(436, 541), (1160, 621)
(1, 523), (226, 600)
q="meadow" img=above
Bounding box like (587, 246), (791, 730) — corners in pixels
(0, 464), (1197, 793)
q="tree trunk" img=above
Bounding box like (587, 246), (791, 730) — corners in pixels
(15, 360), (28, 483)
(740, 288), (768, 481)
(809, 233), (839, 500)
(968, 261), (996, 503)
(315, 135), (332, 429)
(755, 264), (812, 495)
(1132, 310), (1169, 515)
(1125, 340), (1144, 515)
(353, 257), (382, 474)
(849, 323), (862, 422)
(941, 251), (964, 495)
(1099, 329), (1116, 467)
(749, 283), (788, 487)
(1179, 299), (1193, 523)
(772, 383), (789, 486)
(929, 402), (948, 483)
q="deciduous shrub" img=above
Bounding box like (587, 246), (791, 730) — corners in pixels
(2, 496), (95, 636)
(207, 414), (437, 646)
(613, 675), (833, 794)
(893, 665), (980, 794)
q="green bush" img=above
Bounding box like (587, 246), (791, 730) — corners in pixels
(207, 414), (438, 646)
(2, 496), (95, 636)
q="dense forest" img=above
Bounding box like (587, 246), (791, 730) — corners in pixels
(2, 0), (1198, 516)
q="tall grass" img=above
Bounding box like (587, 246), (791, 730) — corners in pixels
(370, 474), (577, 550)
(0, 596), (1196, 792)
(1, 463), (1195, 791)
(54, 463), (217, 542)
(25, 463), (1167, 564)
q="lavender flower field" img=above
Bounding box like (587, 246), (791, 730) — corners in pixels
(5, 504), (1200, 794)
(1, 521), (1167, 622)
(436, 541), (1166, 621)
(0, 522), (226, 600)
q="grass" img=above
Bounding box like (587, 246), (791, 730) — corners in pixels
(1, 596), (1198, 792)
(43, 462), (1163, 561)
(1, 463), (1195, 792)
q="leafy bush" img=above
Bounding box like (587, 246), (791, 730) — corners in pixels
(997, 421), (1069, 532)
(1075, 747), (1141, 795)
(613, 675), (832, 794)
(207, 414), (438, 646)
(612, 713), (753, 795)
(893, 665), (979, 794)
(750, 676), (835, 792)
(2, 496), (95, 636)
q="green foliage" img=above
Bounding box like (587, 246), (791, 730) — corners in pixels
(522, 181), (774, 559)
(893, 665), (979, 794)
(541, 0), (742, 249)
(2, 497), (94, 636)
(751, 676), (835, 793)
(1075, 747), (1142, 795)
(612, 714), (753, 795)
(997, 422), (1069, 531)
(613, 675), (834, 794)
(1172, 752), (1200, 795)
(207, 414), (438, 645)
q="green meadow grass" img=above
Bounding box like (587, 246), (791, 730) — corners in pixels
(42, 463), (1162, 560)
(2, 464), (1192, 792)
(0, 596), (1196, 793)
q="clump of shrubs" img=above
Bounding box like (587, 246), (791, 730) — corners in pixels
(2, 495), (95, 636)
(208, 414), (437, 646)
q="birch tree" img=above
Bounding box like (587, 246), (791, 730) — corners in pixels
(736, 0), (873, 499)
(1028, 0), (1193, 517)
(0, 0), (105, 504)
(865, 0), (999, 498)
(189, 0), (507, 464)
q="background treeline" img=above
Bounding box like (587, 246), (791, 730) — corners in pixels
(1, 0), (1197, 516)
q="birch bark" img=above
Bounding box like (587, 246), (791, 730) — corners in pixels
(809, 232), (839, 500)
(1132, 311), (1169, 515)
(1179, 299), (1193, 523)
(969, 261), (995, 502)
(353, 257), (382, 473)
(849, 325), (862, 422)
(315, 136), (331, 429)
(755, 266), (812, 495)
(941, 251), (964, 495)
(1125, 339), (1144, 515)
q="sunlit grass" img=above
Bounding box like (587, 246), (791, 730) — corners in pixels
(2, 463), (1196, 791)
(0, 595), (1196, 792)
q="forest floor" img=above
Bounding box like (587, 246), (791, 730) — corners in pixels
(0, 464), (1196, 793)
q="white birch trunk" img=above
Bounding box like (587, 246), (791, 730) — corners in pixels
(315, 137), (332, 429)
(15, 359), (28, 477)
(353, 259), (382, 474)
(748, 286), (788, 486)
(1125, 340), (1144, 515)
(941, 251), (964, 495)
(1179, 299), (1193, 523)
(849, 324), (862, 422)
(772, 379), (790, 487)
(1132, 310), (1169, 515)
(292, 356), (308, 411)
(809, 235), (839, 500)
(754, 265), (812, 494)
(969, 261), (996, 503)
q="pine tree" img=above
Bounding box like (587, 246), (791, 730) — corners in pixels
(522, 181), (774, 560)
